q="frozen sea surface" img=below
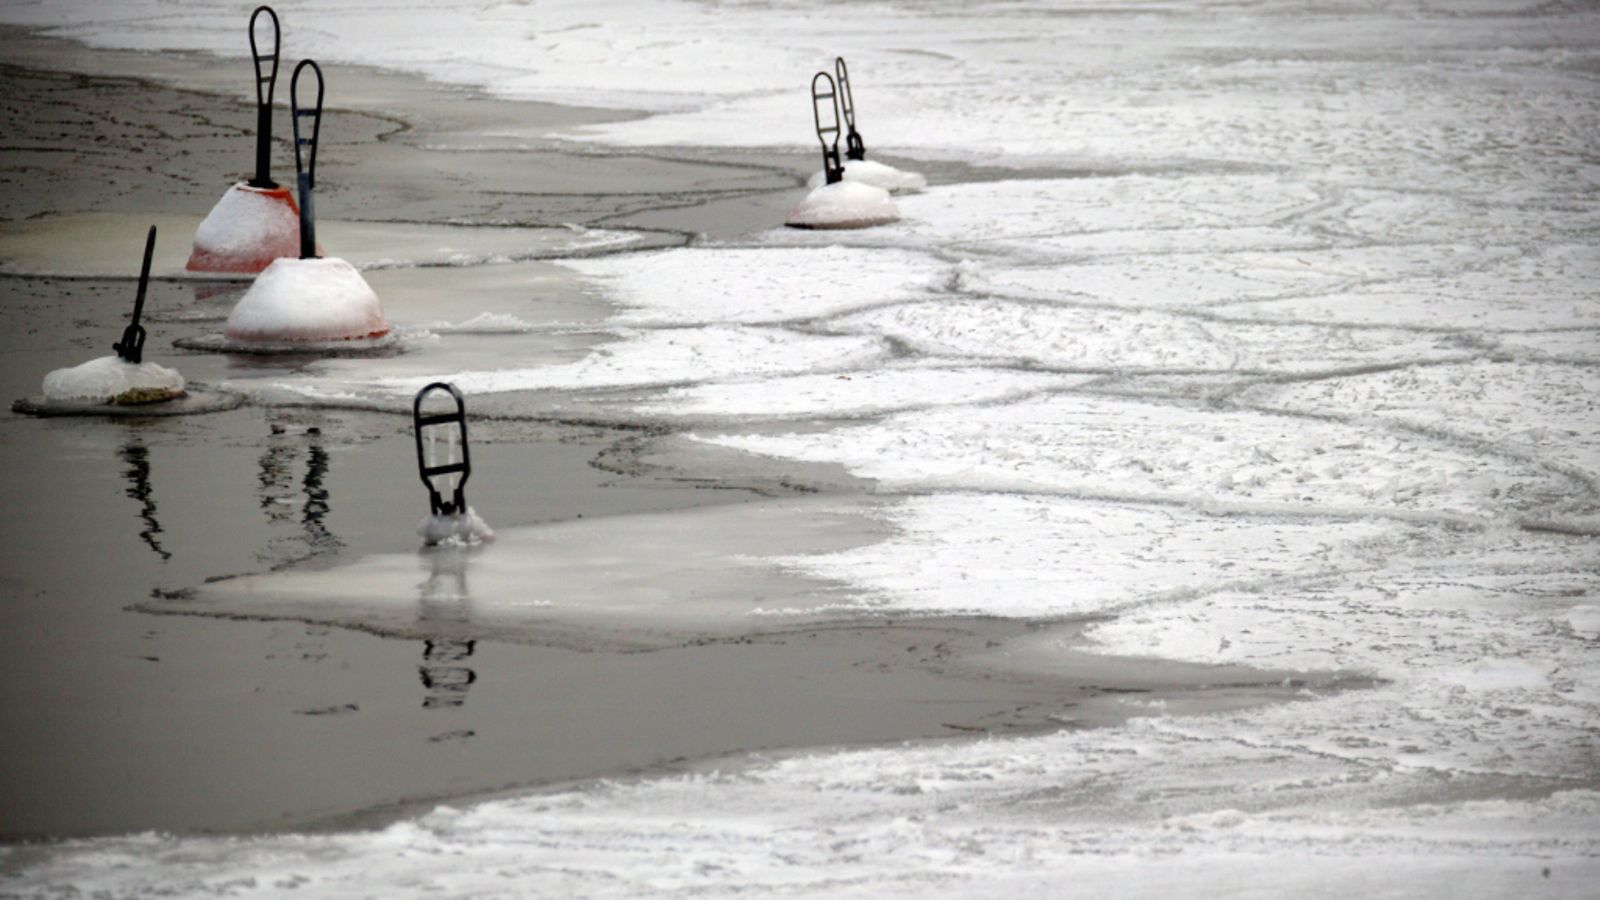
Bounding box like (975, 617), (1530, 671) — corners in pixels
(1, 0), (1597, 895)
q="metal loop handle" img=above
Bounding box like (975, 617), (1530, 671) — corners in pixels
(247, 6), (281, 187)
(249, 6), (280, 108)
(413, 383), (472, 517)
(113, 225), (157, 365)
(290, 59), (324, 258)
(811, 72), (843, 185)
(835, 57), (867, 161)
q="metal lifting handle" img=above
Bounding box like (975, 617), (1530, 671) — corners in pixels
(248, 6), (281, 188)
(835, 56), (866, 161)
(811, 72), (843, 185)
(290, 59), (324, 259)
(113, 225), (157, 365)
(413, 382), (472, 517)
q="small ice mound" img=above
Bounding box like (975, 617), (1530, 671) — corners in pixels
(807, 159), (927, 194)
(785, 181), (899, 230)
(225, 257), (390, 343)
(41, 355), (186, 405)
(187, 184), (312, 273)
(418, 508), (495, 547)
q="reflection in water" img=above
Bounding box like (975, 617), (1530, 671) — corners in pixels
(418, 549), (478, 709)
(257, 444), (297, 524)
(256, 424), (344, 569)
(119, 441), (170, 561)
(301, 444), (337, 553)
(420, 639), (477, 709)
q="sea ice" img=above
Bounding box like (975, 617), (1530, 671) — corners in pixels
(225, 257), (390, 343)
(561, 246), (943, 326)
(785, 181), (899, 230)
(40, 355), (185, 405)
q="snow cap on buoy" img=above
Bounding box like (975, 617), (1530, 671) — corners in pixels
(187, 183), (307, 273)
(806, 159), (926, 194)
(786, 180), (899, 230)
(225, 256), (388, 342)
(42, 356), (186, 406)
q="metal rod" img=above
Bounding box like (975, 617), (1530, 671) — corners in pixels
(248, 6), (281, 188)
(835, 56), (867, 161)
(290, 59), (324, 259)
(113, 225), (157, 364)
(811, 72), (844, 185)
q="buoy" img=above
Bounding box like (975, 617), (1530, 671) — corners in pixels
(414, 382), (494, 546)
(804, 58), (925, 194)
(186, 7), (321, 273)
(15, 227), (239, 416)
(208, 59), (391, 349)
(786, 70), (899, 230)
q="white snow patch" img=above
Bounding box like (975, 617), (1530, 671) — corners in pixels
(704, 393), (1570, 520)
(765, 493), (1399, 618)
(633, 367), (1092, 421)
(371, 327), (887, 396)
(40, 355), (185, 404)
(562, 246), (942, 326)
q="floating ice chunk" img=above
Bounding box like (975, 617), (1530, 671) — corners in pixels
(225, 257), (390, 343)
(419, 312), (536, 334)
(187, 184), (308, 273)
(807, 159), (926, 194)
(40, 355), (185, 405)
(785, 181), (899, 230)
(418, 508), (495, 547)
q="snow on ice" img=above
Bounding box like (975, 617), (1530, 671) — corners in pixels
(2, 0), (1597, 894)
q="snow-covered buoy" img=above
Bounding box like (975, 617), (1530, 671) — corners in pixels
(786, 69), (900, 230)
(15, 226), (238, 417)
(186, 7), (315, 274)
(414, 383), (494, 547)
(184, 59), (393, 353)
(804, 58), (925, 194)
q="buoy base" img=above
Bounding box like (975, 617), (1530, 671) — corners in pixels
(13, 390), (242, 418)
(174, 331), (402, 357)
(187, 183), (315, 274)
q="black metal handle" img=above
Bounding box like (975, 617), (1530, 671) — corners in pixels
(248, 6), (281, 188)
(413, 382), (472, 517)
(835, 56), (866, 161)
(113, 225), (157, 364)
(290, 59), (324, 258)
(811, 72), (843, 185)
